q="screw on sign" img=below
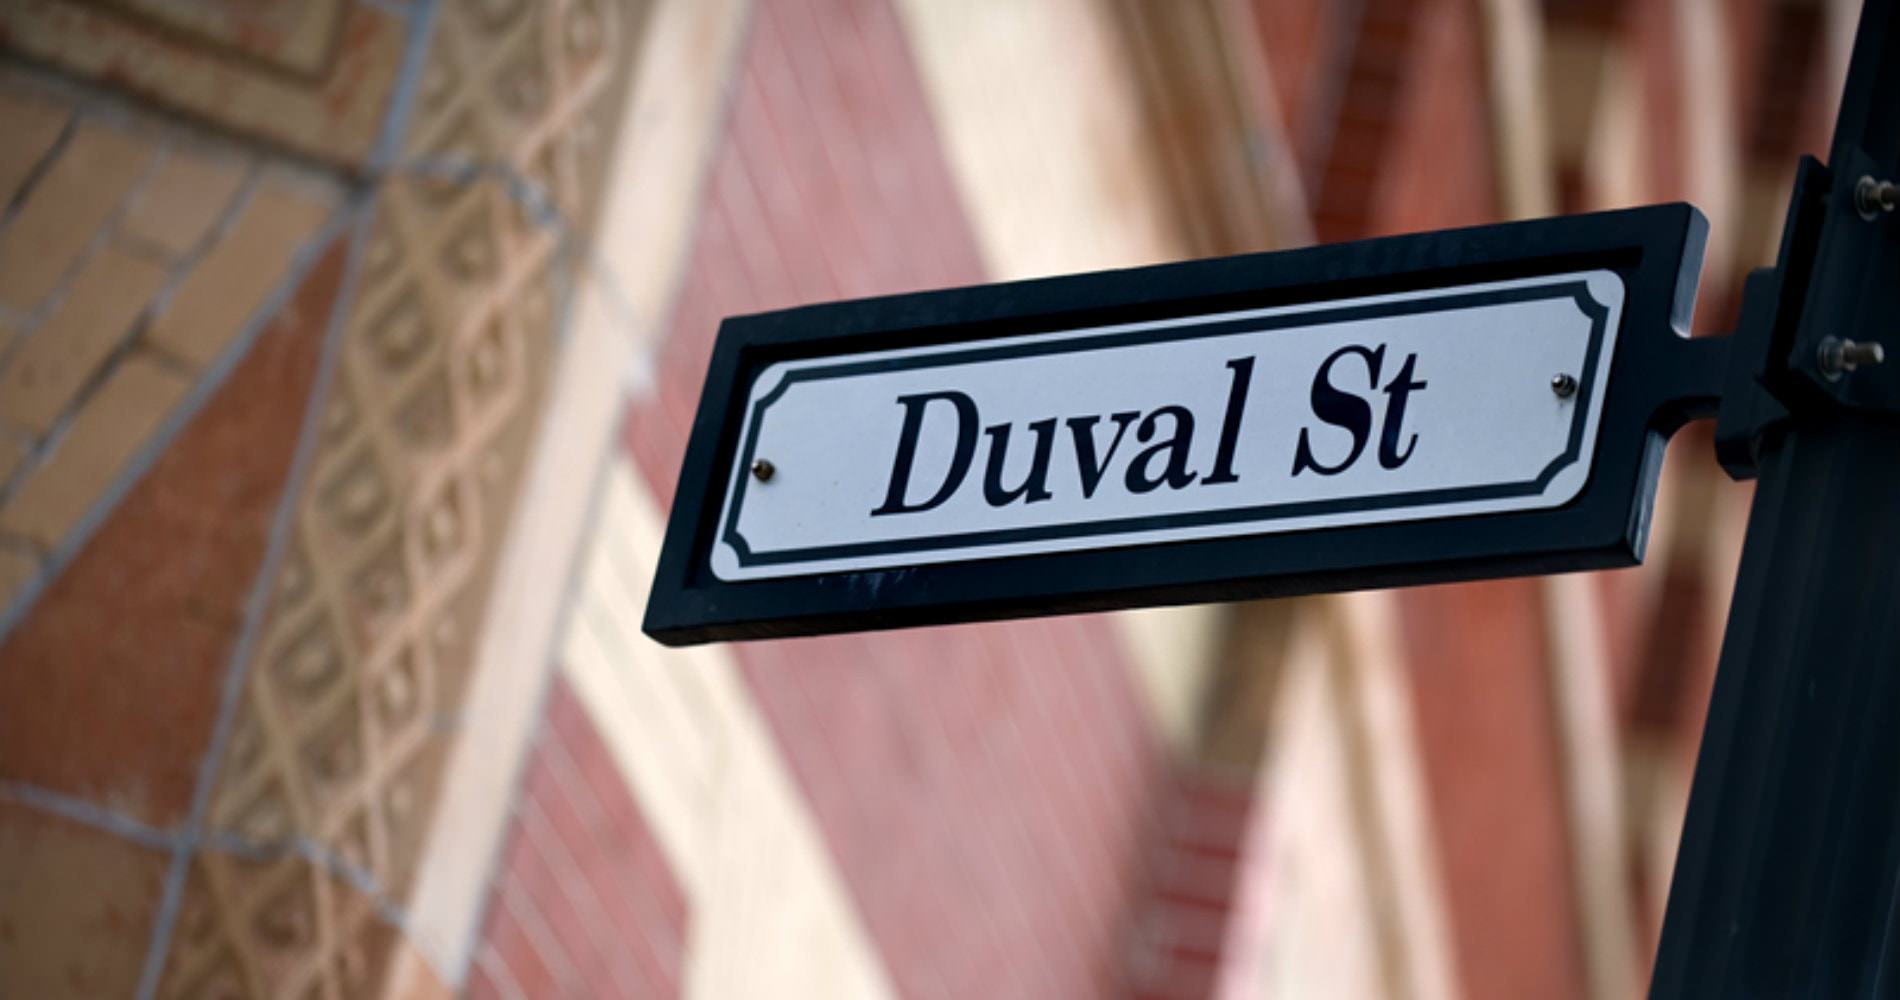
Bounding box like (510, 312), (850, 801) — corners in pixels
(1855, 174), (1897, 218)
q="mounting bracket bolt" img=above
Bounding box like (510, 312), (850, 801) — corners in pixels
(751, 458), (775, 482)
(1817, 337), (1886, 380)
(1856, 175), (1897, 220)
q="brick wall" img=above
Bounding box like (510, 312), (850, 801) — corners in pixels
(1252, 0), (1353, 181)
(1399, 581), (1589, 1000)
(1127, 769), (1254, 1000)
(469, 678), (687, 1000)
(1370, 0), (1499, 236)
(623, 1), (1167, 996)
(1303, 2), (1591, 997)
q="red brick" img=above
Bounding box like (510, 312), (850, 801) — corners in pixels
(1253, 0), (1348, 159)
(1628, 0), (1687, 201)
(465, 957), (510, 1000)
(718, 112), (821, 311)
(1545, 0), (1628, 31)
(480, 894), (568, 1000)
(618, 2), (1159, 994)
(1148, 961), (1218, 1000)
(530, 741), (683, 991)
(533, 711), (684, 948)
(470, 678), (688, 999)
(511, 798), (648, 998)
(747, 10), (863, 292)
(502, 810), (598, 977)
(559, 721), (687, 937)
(770, 0), (918, 298)
(1390, 1), (1498, 233)
(1400, 579), (1588, 1000)
(0, 235), (345, 826)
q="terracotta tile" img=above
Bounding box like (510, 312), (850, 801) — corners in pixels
(111, 0), (346, 78)
(0, 0), (407, 169)
(0, 245), (170, 434)
(0, 546), (36, 609)
(0, 800), (170, 999)
(0, 239), (344, 826)
(0, 435), (26, 486)
(119, 147), (249, 260)
(0, 84), (69, 207)
(0, 354), (191, 548)
(0, 120), (153, 312)
(146, 177), (336, 366)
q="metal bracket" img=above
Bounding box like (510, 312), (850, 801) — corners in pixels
(1785, 148), (1900, 410)
(1713, 148), (1900, 482)
(1713, 157), (1833, 479)
(1716, 147), (1900, 480)
(1713, 267), (1794, 480)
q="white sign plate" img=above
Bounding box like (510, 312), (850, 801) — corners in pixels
(713, 271), (1624, 581)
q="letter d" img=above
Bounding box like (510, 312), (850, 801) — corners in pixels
(871, 391), (979, 516)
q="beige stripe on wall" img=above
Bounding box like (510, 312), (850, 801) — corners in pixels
(561, 460), (897, 1000)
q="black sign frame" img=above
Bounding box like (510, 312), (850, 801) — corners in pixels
(645, 203), (1715, 646)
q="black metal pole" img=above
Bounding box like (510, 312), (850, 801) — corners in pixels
(1651, 418), (1900, 995)
(1651, 0), (1900, 993)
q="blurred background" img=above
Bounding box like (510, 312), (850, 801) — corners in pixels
(0, 0), (1859, 997)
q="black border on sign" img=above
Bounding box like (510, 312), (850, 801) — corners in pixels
(646, 203), (1712, 646)
(719, 281), (1611, 568)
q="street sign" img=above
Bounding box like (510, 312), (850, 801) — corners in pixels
(646, 204), (1716, 645)
(716, 272), (1622, 580)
